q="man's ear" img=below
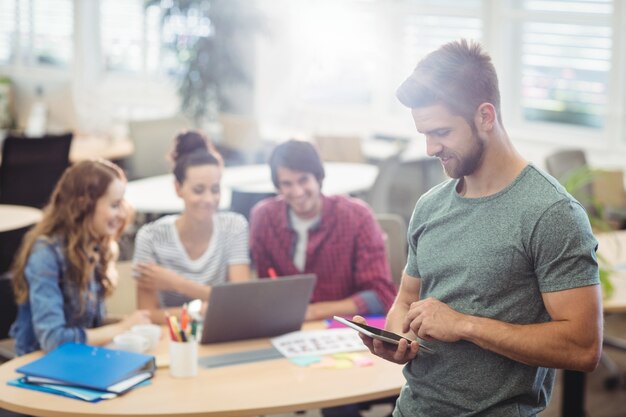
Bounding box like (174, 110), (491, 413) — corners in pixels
(474, 103), (496, 132)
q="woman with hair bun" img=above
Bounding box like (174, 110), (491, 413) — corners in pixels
(133, 130), (250, 323)
(10, 159), (151, 355)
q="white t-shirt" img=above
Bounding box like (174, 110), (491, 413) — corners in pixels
(288, 210), (320, 272)
(133, 212), (250, 307)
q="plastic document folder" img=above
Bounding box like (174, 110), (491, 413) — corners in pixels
(15, 342), (156, 394)
(7, 378), (151, 403)
(8, 377), (118, 402)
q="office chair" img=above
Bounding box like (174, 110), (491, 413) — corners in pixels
(593, 169), (626, 229)
(376, 213), (407, 287)
(367, 155), (446, 225)
(0, 275), (17, 361)
(219, 113), (262, 165)
(546, 150), (626, 390)
(313, 134), (366, 163)
(544, 148), (597, 217)
(0, 224), (31, 276)
(105, 261), (137, 320)
(126, 115), (191, 180)
(230, 188), (275, 221)
(0, 133), (72, 208)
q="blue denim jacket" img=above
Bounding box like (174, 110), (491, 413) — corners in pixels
(10, 236), (105, 356)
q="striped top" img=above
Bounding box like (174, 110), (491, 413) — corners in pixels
(133, 212), (250, 307)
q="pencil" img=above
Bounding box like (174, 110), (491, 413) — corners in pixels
(164, 311), (177, 341)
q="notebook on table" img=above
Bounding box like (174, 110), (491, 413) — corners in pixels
(200, 274), (316, 344)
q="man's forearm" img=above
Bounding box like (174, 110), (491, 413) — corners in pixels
(460, 314), (601, 372)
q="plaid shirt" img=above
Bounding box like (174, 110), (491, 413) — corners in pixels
(250, 194), (397, 314)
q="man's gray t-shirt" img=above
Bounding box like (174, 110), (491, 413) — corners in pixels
(396, 164), (599, 417)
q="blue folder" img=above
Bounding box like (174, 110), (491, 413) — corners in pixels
(8, 377), (118, 402)
(8, 377), (151, 402)
(15, 342), (156, 394)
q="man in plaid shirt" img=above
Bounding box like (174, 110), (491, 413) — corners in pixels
(250, 139), (397, 322)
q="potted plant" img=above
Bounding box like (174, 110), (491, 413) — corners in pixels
(561, 165), (618, 298)
(145, 0), (263, 125)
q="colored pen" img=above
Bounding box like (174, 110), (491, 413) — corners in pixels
(169, 316), (183, 342)
(181, 303), (189, 331)
(164, 311), (177, 341)
(191, 319), (198, 339)
(268, 267), (277, 279)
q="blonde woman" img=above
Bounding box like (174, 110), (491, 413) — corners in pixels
(10, 160), (150, 355)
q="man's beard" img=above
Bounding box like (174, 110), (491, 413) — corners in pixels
(441, 133), (485, 179)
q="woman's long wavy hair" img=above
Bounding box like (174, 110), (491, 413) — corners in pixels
(12, 159), (128, 306)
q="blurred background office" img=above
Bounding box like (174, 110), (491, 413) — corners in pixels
(1, 1), (626, 417)
(0, 0), (624, 170)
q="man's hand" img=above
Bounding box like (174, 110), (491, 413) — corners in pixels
(353, 315), (419, 364)
(134, 262), (181, 292)
(403, 297), (466, 342)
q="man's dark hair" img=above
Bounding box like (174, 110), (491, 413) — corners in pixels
(269, 139), (325, 188)
(396, 39), (502, 125)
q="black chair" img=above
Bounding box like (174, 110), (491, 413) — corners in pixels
(0, 274), (17, 361)
(0, 275), (16, 340)
(0, 133), (72, 208)
(0, 224), (31, 277)
(230, 188), (275, 221)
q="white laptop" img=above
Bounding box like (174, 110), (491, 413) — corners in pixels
(200, 274), (316, 344)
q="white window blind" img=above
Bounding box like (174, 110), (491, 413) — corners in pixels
(0, 1), (16, 65)
(100, 0), (205, 76)
(401, 0), (482, 74)
(100, 0), (146, 73)
(516, 0), (613, 128)
(0, 0), (73, 67)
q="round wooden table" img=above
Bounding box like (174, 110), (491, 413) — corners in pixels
(0, 204), (42, 232)
(0, 323), (405, 417)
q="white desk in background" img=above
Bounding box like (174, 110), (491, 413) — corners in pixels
(70, 135), (134, 163)
(0, 205), (43, 233)
(361, 138), (406, 162)
(125, 162), (379, 214)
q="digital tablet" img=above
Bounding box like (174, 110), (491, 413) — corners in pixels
(333, 316), (434, 353)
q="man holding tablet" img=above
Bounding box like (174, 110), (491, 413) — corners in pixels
(356, 39), (602, 417)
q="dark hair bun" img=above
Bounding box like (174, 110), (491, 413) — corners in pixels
(171, 130), (210, 162)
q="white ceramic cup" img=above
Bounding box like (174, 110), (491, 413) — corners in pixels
(169, 340), (198, 378)
(131, 324), (162, 351)
(113, 333), (149, 353)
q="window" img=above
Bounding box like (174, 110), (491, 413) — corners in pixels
(0, 1), (16, 65)
(100, 0), (149, 73)
(100, 0), (210, 76)
(254, 0), (484, 130)
(511, 0), (613, 129)
(0, 0), (73, 68)
(399, 0), (482, 109)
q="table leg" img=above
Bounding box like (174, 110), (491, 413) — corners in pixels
(561, 370), (586, 417)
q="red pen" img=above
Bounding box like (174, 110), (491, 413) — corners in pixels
(267, 267), (277, 279)
(181, 303), (189, 331)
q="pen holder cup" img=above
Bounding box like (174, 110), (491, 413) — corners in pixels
(169, 340), (198, 378)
